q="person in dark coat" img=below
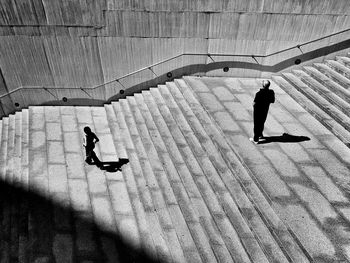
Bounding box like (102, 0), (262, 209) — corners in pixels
(250, 80), (275, 144)
(83, 126), (102, 167)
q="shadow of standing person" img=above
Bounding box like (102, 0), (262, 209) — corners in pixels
(83, 126), (103, 168)
(257, 133), (310, 144)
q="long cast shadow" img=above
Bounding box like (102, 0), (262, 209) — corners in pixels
(258, 133), (311, 144)
(0, 179), (159, 263)
(99, 158), (129, 172)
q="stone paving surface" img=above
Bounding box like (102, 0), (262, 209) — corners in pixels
(185, 75), (350, 262)
(0, 71), (350, 262)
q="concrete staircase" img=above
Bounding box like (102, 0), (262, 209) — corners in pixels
(272, 53), (350, 147)
(0, 57), (350, 262)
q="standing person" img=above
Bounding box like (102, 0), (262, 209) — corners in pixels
(83, 126), (102, 167)
(250, 80), (275, 144)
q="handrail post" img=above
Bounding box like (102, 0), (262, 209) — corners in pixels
(252, 55), (259, 64)
(297, 45), (303, 54)
(43, 87), (59, 100)
(116, 79), (126, 90)
(80, 87), (93, 98)
(148, 67), (158, 77)
(208, 54), (215, 62)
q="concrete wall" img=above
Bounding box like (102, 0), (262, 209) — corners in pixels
(0, 0), (350, 116)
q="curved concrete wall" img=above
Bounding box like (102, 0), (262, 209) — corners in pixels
(0, 0), (349, 117)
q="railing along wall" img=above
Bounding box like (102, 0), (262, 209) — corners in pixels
(0, 27), (350, 117)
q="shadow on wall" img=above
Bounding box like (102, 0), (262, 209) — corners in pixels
(108, 38), (350, 102)
(0, 179), (160, 263)
(2, 37), (349, 118)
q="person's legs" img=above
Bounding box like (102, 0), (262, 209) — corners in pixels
(254, 107), (269, 141)
(85, 147), (92, 164)
(253, 108), (264, 141)
(254, 121), (264, 141)
(91, 150), (102, 167)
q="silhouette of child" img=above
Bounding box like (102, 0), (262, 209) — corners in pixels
(250, 80), (275, 144)
(83, 126), (102, 167)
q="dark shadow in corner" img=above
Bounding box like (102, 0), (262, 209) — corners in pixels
(0, 179), (160, 263)
(258, 133), (310, 144)
(99, 158), (129, 173)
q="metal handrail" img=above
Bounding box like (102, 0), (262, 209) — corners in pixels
(1, 27), (350, 99)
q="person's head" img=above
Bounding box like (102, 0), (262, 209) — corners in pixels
(84, 126), (91, 134)
(262, 80), (270, 89)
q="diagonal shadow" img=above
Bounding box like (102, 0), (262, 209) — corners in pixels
(258, 133), (311, 144)
(99, 158), (129, 172)
(108, 38), (350, 102)
(0, 179), (160, 263)
(34, 38), (350, 109)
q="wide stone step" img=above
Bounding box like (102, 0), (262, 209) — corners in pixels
(272, 75), (350, 146)
(183, 76), (350, 261)
(335, 56), (350, 67)
(122, 96), (179, 263)
(141, 89), (242, 263)
(292, 70), (350, 116)
(105, 103), (159, 260)
(155, 83), (272, 263)
(0, 120), (2, 148)
(303, 66), (350, 104)
(283, 72), (350, 132)
(125, 94), (214, 263)
(2, 114), (15, 262)
(314, 63), (350, 90)
(19, 109), (29, 262)
(178, 77), (310, 262)
(325, 59), (350, 79)
(2, 71), (350, 262)
(74, 107), (116, 259)
(111, 102), (157, 258)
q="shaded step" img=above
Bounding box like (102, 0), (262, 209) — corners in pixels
(74, 107), (113, 260)
(124, 94), (215, 261)
(5, 114), (20, 262)
(314, 63), (350, 90)
(0, 117), (9, 261)
(129, 93), (220, 263)
(154, 84), (274, 263)
(272, 75), (350, 147)
(44, 106), (76, 263)
(140, 89), (243, 263)
(111, 101), (167, 261)
(120, 97), (171, 261)
(1, 117), (12, 262)
(28, 107), (53, 262)
(0, 120), (2, 147)
(89, 107), (122, 262)
(0, 117), (9, 177)
(121, 94), (216, 262)
(19, 109), (29, 262)
(10, 112), (22, 262)
(292, 70), (350, 116)
(283, 72), (350, 132)
(105, 104), (160, 261)
(177, 77), (311, 262)
(303, 66), (350, 104)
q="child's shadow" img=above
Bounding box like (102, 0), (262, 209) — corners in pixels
(258, 133), (310, 144)
(99, 158), (129, 172)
